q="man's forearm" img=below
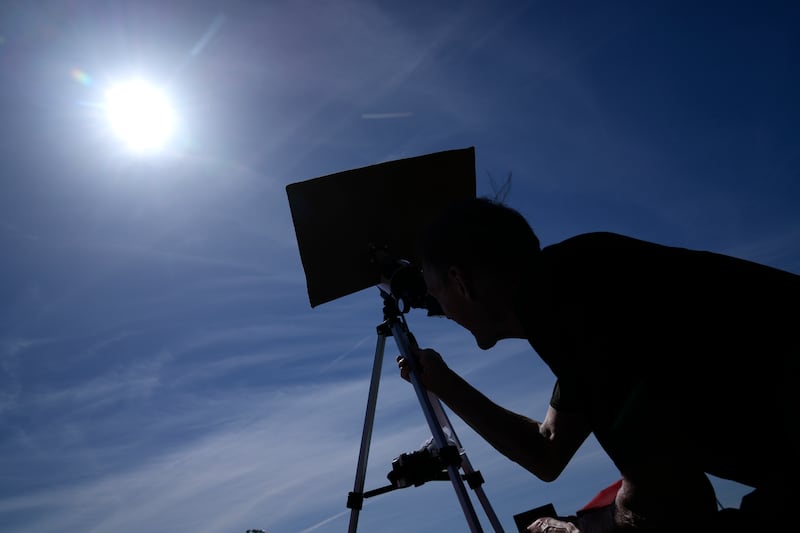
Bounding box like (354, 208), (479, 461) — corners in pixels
(435, 369), (556, 480)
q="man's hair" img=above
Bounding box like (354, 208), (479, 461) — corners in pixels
(418, 197), (541, 281)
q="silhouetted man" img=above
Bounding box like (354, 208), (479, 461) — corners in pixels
(398, 197), (799, 532)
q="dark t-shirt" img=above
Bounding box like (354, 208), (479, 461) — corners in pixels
(520, 232), (800, 488)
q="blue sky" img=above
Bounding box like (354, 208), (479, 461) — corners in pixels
(1, 1), (799, 532)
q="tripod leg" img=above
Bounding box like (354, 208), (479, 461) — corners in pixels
(429, 396), (506, 532)
(389, 320), (487, 533)
(347, 330), (389, 533)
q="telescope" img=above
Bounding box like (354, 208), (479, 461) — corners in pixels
(286, 147), (506, 532)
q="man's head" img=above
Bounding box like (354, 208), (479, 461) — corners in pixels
(418, 197), (541, 349)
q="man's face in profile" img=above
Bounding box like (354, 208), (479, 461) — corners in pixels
(423, 264), (501, 350)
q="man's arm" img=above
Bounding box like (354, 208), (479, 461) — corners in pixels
(398, 347), (591, 481)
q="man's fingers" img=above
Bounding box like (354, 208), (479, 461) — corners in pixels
(527, 517), (578, 533)
(396, 355), (410, 381)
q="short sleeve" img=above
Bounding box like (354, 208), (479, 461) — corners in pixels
(549, 379), (580, 412)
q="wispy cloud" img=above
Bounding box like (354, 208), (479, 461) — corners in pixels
(360, 112), (414, 120)
(0, 375), (446, 533)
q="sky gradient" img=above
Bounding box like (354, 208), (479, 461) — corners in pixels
(1, 1), (799, 532)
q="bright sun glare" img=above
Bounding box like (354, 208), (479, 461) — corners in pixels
(104, 80), (176, 153)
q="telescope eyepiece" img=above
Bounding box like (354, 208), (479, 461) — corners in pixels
(370, 245), (444, 316)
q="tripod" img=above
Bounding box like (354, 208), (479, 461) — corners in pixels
(346, 288), (505, 532)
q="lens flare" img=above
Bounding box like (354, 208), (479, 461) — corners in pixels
(70, 68), (92, 86)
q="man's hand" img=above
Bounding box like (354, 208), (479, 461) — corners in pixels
(527, 516), (580, 533)
(396, 347), (451, 396)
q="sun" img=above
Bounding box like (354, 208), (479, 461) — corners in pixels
(104, 80), (176, 153)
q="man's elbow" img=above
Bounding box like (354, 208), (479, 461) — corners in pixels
(516, 458), (564, 482)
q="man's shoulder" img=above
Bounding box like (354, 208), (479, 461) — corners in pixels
(543, 231), (800, 285)
(543, 231), (666, 255)
(553, 231), (632, 245)
(539, 232), (699, 280)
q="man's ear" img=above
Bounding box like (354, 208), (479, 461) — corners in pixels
(447, 265), (474, 300)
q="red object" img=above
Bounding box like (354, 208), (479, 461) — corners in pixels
(579, 479), (623, 511)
